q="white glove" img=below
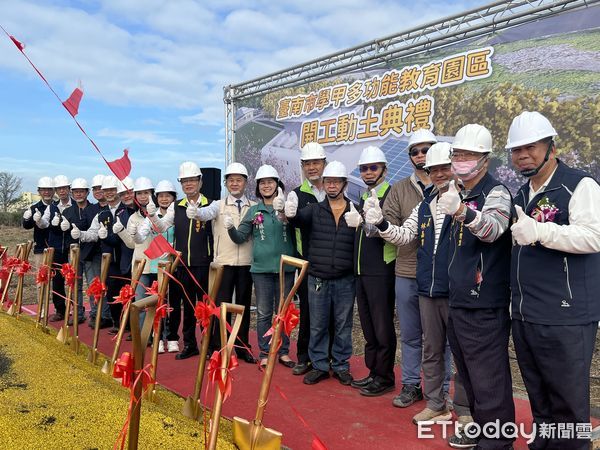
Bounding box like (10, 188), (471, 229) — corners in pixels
(363, 189), (379, 212)
(284, 191), (298, 218)
(186, 200), (198, 220)
(511, 205), (539, 246)
(365, 202), (384, 225)
(23, 208), (33, 220)
(112, 217), (124, 234)
(60, 216), (70, 232)
(51, 213), (60, 227)
(223, 214), (234, 230)
(98, 222), (108, 239)
(71, 224), (81, 240)
(438, 180), (462, 216)
(344, 203), (362, 228)
(128, 221), (138, 237)
(33, 208), (42, 223)
(146, 199), (157, 217)
(272, 187), (285, 212)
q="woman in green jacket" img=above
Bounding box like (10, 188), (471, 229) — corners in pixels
(227, 165), (296, 368)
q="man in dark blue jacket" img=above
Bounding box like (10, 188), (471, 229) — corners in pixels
(22, 176), (54, 273)
(508, 111), (600, 450)
(286, 161), (357, 387)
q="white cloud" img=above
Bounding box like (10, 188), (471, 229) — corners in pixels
(97, 128), (182, 145)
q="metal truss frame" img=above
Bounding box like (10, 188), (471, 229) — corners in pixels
(224, 0), (597, 163)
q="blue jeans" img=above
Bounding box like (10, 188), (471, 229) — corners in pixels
(308, 274), (355, 373)
(80, 255), (110, 320)
(396, 276), (451, 390)
(252, 272), (294, 359)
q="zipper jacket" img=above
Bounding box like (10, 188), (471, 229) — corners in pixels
(22, 200), (50, 254)
(173, 196), (213, 267)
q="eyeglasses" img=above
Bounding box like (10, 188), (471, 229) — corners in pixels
(359, 164), (380, 173)
(409, 147), (430, 157)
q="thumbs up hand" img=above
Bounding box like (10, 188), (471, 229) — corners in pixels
(438, 180), (461, 215)
(284, 191), (298, 218)
(344, 202), (363, 228)
(60, 216), (70, 232)
(365, 200), (384, 225)
(186, 199), (198, 220)
(51, 212), (60, 227)
(112, 217), (124, 234)
(71, 224), (81, 240)
(223, 213), (234, 230)
(511, 205), (539, 246)
(272, 187), (285, 212)
(33, 208), (42, 223)
(98, 222), (108, 239)
(363, 188), (380, 212)
(146, 199), (157, 217)
(23, 207), (33, 220)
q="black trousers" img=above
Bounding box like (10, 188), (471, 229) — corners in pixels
(209, 265), (253, 356)
(512, 320), (596, 450)
(167, 265), (209, 349)
(448, 307), (515, 450)
(51, 251), (67, 316)
(356, 274), (396, 384)
(105, 267), (129, 328)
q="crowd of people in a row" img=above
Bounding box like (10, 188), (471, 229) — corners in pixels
(21, 110), (598, 449)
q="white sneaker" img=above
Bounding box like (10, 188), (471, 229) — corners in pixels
(167, 341), (180, 353)
(158, 341), (165, 354)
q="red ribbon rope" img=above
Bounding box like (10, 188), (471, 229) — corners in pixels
(35, 265), (50, 285)
(15, 260), (31, 277)
(144, 280), (160, 297)
(0, 267), (9, 284)
(86, 276), (106, 304)
(207, 350), (239, 403)
(60, 263), (77, 288)
(4, 257), (21, 270)
(111, 284), (135, 307)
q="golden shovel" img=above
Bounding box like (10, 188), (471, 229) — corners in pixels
(2, 244), (23, 308)
(102, 258), (146, 375)
(57, 244), (80, 344)
(40, 247), (56, 330)
(233, 255), (308, 450)
(35, 248), (52, 328)
(88, 253), (112, 364)
(182, 261), (225, 419)
(8, 240), (33, 318)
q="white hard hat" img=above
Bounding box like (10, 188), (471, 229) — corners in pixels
(101, 175), (119, 190)
(91, 174), (105, 187)
(53, 175), (70, 188)
(452, 124), (493, 153)
(322, 160), (347, 179)
(358, 146), (387, 165)
(133, 177), (154, 192)
(117, 176), (134, 194)
(71, 178), (89, 189)
(407, 129), (437, 150)
(505, 111), (558, 149)
(37, 177), (54, 189)
(224, 162), (249, 178)
(300, 142), (326, 161)
(255, 164), (280, 181)
(178, 161), (202, 181)
(424, 142), (452, 169)
(155, 180), (177, 195)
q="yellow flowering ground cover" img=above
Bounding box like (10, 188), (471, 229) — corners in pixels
(0, 313), (235, 449)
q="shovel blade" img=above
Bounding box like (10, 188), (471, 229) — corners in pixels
(232, 417), (282, 450)
(182, 396), (200, 420)
(88, 349), (97, 364)
(6, 304), (15, 316)
(56, 327), (68, 344)
(101, 360), (111, 375)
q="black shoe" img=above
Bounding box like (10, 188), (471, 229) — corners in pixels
(292, 362), (311, 376)
(350, 376), (373, 389)
(67, 316), (86, 326)
(392, 384), (423, 408)
(238, 352), (257, 364)
(332, 370), (353, 386)
(49, 313), (64, 322)
(99, 319), (113, 329)
(107, 327), (119, 335)
(125, 334), (132, 341)
(88, 318), (95, 328)
(447, 432), (480, 448)
(303, 369), (330, 385)
(360, 381), (395, 397)
(278, 356), (296, 368)
(175, 346), (200, 360)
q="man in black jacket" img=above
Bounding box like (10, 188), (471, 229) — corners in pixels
(286, 161), (357, 386)
(22, 176), (54, 272)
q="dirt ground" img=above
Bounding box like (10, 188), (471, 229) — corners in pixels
(2, 224), (599, 415)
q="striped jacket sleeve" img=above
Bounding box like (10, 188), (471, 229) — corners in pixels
(464, 185), (512, 243)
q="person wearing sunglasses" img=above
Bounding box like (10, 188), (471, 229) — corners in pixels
(382, 128), (442, 409)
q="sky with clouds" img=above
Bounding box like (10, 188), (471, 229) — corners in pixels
(0, 0), (481, 192)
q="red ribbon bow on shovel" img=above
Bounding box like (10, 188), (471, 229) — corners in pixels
(60, 263), (77, 288)
(35, 265), (50, 285)
(86, 276), (106, 304)
(194, 294), (220, 330)
(111, 284), (135, 306)
(207, 350), (239, 402)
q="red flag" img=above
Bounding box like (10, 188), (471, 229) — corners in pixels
(143, 234), (176, 260)
(9, 35), (24, 51)
(107, 149), (132, 181)
(63, 87), (83, 117)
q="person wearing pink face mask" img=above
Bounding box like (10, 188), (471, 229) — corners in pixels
(437, 124), (515, 449)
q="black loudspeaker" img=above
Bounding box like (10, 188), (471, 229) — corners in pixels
(200, 167), (222, 200)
